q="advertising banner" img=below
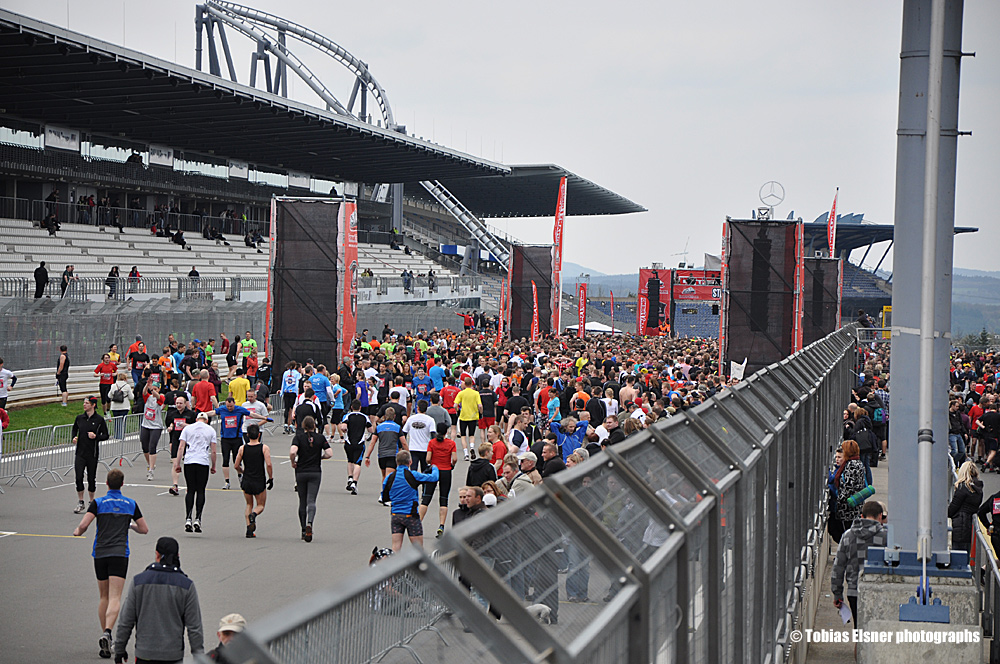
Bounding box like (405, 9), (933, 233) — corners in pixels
(264, 198), (277, 358)
(229, 160), (249, 180)
(551, 176), (566, 332)
(44, 125), (80, 151)
(610, 291), (615, 334)
(577, 283), (587, 338)
(339, 201), (359, 362)
(531, 280), (540, 342)
(827, 188), (839, 257)
(149, 145), (174, 167)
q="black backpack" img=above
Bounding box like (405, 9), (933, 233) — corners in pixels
(111, 386), (126, 404)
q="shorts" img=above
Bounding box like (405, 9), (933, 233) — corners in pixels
(330, 408), (344, 428)
(220, 437), (242, 467)
(378, 456), (398, 471)
(170, 436), (182, 459)
(987, 438), (999, 453)
(366, 405), (379, 417)
(345, 443), (365, 465)
(421, 468), (452, 507)
(57, 375), (68, 393)
(477, 417), (496, 430)
(459, 420), (477, 436)
(449, 412), (458, 426)
(227, 357), (238, 368)
(99, 384), (112, 403)
(140, 427), (162, 454)
(94, 556), (129, 581)
(320, 402), (331, 425)
(391, 513), (423, 537)
(241, 477), (266, 496)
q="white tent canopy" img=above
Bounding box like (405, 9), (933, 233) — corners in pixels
(564, 321), (624, 335)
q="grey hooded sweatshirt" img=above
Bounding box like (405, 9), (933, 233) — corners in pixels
(831, 517), (887, 602)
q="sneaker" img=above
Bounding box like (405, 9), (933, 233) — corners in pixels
(346, 479), (353, 492)
(168, 485), (179, 496)
(222, 481), (230, 490)
(436, 525), (444, 539)
(248, 511), (256, 534)
(185, 518), (193, 533)
(193, 519), (202, 533)
(304, 525), (313, 543)
(146, 469), (153, 481)
(463, 450), (470, 461)
(470, 448), (477, 460)
(350, 485), (357, 496)
(246, 526), (255, 538)
(99, 630), (112, 658)
(74, 500), (85, 514)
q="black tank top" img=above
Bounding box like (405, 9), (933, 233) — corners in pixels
(241, 443), (266, 483)
(56, 353), (70, 377)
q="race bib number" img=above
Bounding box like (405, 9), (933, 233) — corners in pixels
(144, 407), (157, 421)
(0, 378), (5, 389)
(135, 361), (145, 370)
(225, 416), (238, 429)
(174, 418), (188, 430)
(993, 498), (1000, 516)
(102, 373), (112, 381)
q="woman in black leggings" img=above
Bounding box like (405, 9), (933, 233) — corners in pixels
(174, 412), (217, 534)
(290, 416), (331, 542)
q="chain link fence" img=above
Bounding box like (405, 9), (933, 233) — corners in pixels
(205, 325), (858, 664)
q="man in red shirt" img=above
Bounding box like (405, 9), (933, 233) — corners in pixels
(192, 369), (219, 417)
(456, 312), (474, 332)
(94, 353), (119, 415)
(126, 335), (143, 358)
(439, 376), (460, 439)
(219, 333), (230, 355)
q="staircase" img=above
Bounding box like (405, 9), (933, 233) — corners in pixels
(420, 180), (509, 266)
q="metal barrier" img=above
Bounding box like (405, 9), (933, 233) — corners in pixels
(208, 325), (858, 664)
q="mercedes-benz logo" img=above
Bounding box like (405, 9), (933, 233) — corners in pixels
(759, 181), (785, 208)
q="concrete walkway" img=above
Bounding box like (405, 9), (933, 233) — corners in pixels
(805, 457), (889, 663)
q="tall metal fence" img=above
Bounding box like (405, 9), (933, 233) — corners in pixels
(207, 325), (858, 664)
(5, 275), (269, 302)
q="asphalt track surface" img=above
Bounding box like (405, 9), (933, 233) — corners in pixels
(0, 434), (476, 662)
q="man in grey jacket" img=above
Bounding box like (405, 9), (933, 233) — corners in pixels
(831, 500), (887, 627)
(115, 537), (204, 663)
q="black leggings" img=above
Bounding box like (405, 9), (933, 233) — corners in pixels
(184, 464), (209, 519)
(296, 471), (322, 528)
(283, 393), (296, 424)
(75, 455), (98, 493)
(421, 469), (451, 507)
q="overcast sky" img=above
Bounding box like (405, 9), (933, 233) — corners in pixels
(7, 0), (998, 275)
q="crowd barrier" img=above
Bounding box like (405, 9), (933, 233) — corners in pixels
(0, 392), (286, 489)
(5, 276), (269, 302)
(205, 325), (859, 664)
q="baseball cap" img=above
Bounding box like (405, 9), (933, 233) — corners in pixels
(483, 493), (498, 507)
(196, 412), (209, 421)
(218, 613), (247, 634)
(518, 451), (537, 463)
(193, 339), (201, 344)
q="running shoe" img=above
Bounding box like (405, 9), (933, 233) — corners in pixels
(463, 450), (470, 461)
(222, 481), (230, 490)
(246, 526), (255, 538)
(99, 630), (112, 658)
(470, 448), (477, 460)
(304, 525), (313, 542)
(193, 519), (202, 533)
(350, 484), (358, 496)
(436, 525), (444, 539)
(248, 511), (256, 534)
(185, 518), (193, 533)
(74, 500), (85, 514)
(346, 479), (353, 492)
(146, 469), (153, 481)
(168, 485), (179, 496)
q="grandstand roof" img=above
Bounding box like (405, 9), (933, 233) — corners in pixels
(0, 9), (508, 183)
(803, 213), (977, 253)
(407, 164), (647, 218)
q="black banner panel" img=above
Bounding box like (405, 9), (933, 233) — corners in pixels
(802, 257), (842, 348)
(270, 199), (340, 372)
(508, 245), (553, 340)
(723, 220), (798, 375)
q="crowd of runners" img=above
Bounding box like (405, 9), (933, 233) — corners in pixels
(59, 323), (731, 661)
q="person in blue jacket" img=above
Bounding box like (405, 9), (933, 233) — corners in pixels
(550, 416), (590, 462)
(382, 449), (439, 552)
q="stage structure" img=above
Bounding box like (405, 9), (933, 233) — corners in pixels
(801, 256), (843, 347)
(636, 267), (669, 336)
(719, 218), (805, 376)
(671, 268), (721, 339)
(266, 197), (348, 371)
(507, 245), (555, 340)
(195, 0), (510, 268)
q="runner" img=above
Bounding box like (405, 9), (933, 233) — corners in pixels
(165, 396), (197, 496)
(73, 396), (110, 513)
(365, 406), (408, 502)
(280, 361), (301, 434)
(328, 374), (348, 440)
(382, 449), (439, 552)
(227, 368), (251, 407)
(139, 382), (166, 481)
(340, 400), (373, 495)
(174, 411), (217, 533)
(72, 468), (149, 659)
(240, 390), (269, 443)
(402, 399), (436, 473)
(440, 376), (460, 439)
(93, 353), (118, 415)
(420, 422), (457, 539)
(290, 416), (332, 542)
(233, 424), (273, 539)
(238, 330), (257, 371)
(214, 397), (268, 489)
(455, 377), (483, 461)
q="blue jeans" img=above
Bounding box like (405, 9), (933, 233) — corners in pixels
(949, 434), (966, 464)
(861, 453), (872, 486)
(564, 537), (591, 600)
(131, 369), (142, 387)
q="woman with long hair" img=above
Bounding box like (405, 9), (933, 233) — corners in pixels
(949, 460), (983, 553)
(834, 440), (868, 525)
(421, 422), (457, 538)
(290, 416), (331, 542)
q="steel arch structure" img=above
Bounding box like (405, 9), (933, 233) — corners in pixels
(195, 1), (510, 267)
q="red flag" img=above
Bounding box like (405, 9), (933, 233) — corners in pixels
(827, 188), (838, 257)
(610, 290), (615, 334)
(531, 280), (540, 342)
(496, 280), (506, 346)
(553, 176), (566, 272)
(577, 283), (587, 338)
(339, 201), (358, 362)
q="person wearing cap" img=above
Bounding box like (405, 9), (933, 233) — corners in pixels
(207, 613), (246, 661)
(73, 468), (149, 659)
(174, 411), (218, 534)
(114, 537), (204, 663)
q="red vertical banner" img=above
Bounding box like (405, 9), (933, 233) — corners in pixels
(339, 200), (358, 362)
(496, 280), (506, 347)
(792, 220), (805, 352)
(637, 294), (648, 335)
(552, 176), (566, 333)
(610, 290), (615, 334)
(827, 188), (838, 258)
(718, 221), (729, 376)
(530, 280), (540, 342)
(576, 283), (587, 338)
(836, 258), (844, 329)
(263, 198), (277, 358)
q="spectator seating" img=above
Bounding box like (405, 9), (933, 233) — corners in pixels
(841, 262), (891, 299)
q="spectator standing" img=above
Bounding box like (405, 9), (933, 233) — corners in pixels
(114, 537), (205, 664)
(106, 266), (120, 299)
(831, 500), (887, 628)
(206, 614), (246, 661)
(61, 264), (77, 298)
(33, 261), (48, 298)
(127, 266), (141, 292)
(188, 266), (200, 284)
(948, 460), (983, 553)
(0, 357), (17, 409)
(56, 344), (71, 407)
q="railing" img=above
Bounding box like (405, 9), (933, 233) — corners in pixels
(31, 199), (267, 237)
(206, 325), (858, 664)
(1, 276), (269, 302)
(856, 327), (892, 344)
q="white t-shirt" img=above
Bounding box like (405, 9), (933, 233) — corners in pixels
(508, 427), (529, 454)
(489, 373), (504, 390)
(595, 425), (610, 443)
(241, 400), (269, 432)
(602, 398), (619, 417)
(630, 409), (647, 424)
(402, 413), (435, 453)
(0, 368), (14, 397)
(179, 421), (216, 466)
(390, 388), (408, 412)
(363, 367), (378, 381)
